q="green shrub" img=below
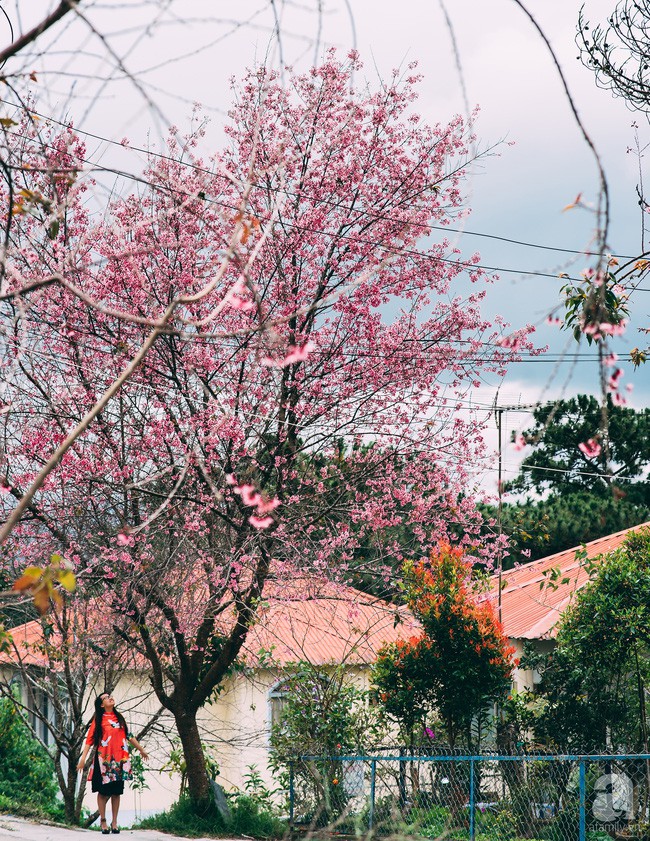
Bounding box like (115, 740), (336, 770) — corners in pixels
(0, 792), (66, 823)
(137, 792), (286, 839)
(0, 695), (58, 809)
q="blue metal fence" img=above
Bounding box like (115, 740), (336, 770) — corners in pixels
(288, 752), (650, 840)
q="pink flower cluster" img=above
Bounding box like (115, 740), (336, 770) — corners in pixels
(227, 475), (281, 529)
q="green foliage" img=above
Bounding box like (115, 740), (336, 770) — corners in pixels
(506, 395), (650, 499)
(561, 270), (630, 346)
(484, 395), (650, 567)
(532, 527), (650, 751)
(137, 791), (285, 839)
(161, 738), (220, 796)
(0, 793), (66, 823)
(270, 661), (382, 758)
(269, 661), (383, 824)
(129, 751), (149, 793)
(372, 545), (514, 749)
(490, 490), (650, 568)
(0, 694), (59, 809)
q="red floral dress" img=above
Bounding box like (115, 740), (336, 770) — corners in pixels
(86, 712), (133, 784)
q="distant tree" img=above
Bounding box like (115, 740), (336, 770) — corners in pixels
(508, 395), (650, 498)
(578, 1), (650, 113)
(530, 527), (650, 752)
(495, 491), (649, 567)
(488, 395), (650, 566)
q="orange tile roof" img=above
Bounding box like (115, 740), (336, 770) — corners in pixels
(0, 618), (50, 667)
(488, 521), (650, 641)
(2, 577), (419, 672)
(242, 575), (419, 667)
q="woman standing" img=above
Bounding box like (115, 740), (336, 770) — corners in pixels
(77, 691), (149, 835)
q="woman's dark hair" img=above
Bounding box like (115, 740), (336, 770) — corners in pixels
(91, 693), (129, 747)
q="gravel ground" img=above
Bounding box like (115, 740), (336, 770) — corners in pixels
(0, 814), (226, 841)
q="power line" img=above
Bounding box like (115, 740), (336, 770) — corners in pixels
(1, 110), (647, 290)
(1, 98), (636, 261)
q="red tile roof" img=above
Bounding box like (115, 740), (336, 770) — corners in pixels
(488, 522), (650, 640)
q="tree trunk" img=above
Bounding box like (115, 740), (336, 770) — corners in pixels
(54, 750), (78, 824)
(175, 710), (211, 804)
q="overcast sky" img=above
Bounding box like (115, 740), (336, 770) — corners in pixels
(5, 0), (649, 481)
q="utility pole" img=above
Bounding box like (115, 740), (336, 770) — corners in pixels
(493, 399), (540, 625)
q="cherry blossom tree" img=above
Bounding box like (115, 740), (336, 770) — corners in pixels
(0, 52), (534, 802)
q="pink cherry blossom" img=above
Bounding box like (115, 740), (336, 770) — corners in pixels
(607, 368), (623, 391)
(255, 497), (281, 514)
(248, 515), (274, 529)
(512, 434), (527, 451)
(578, 438), (602, 459)
(234, 484), (262, 507)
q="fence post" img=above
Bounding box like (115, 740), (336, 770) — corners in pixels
(579, 759), (586, 841)
(398, 746), (406, 808)
(469, 757), (475, 841)
(369, 759), (376, 832)
(289, 760), (295, 832)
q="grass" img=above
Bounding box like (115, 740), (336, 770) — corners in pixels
(135, 793), (286, 839)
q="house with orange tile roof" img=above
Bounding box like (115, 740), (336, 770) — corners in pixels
(0, 575), (418, 822)
(489, 521), (650, 694)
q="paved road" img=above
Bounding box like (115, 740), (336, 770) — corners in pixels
(0, 814), (226, 841)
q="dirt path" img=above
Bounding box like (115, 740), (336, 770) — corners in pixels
(0, 814), (228, 841)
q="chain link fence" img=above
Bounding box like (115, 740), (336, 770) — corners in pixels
(288, 752), (650, 840)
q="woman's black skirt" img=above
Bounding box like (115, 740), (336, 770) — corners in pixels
(91, 751), (125, 796)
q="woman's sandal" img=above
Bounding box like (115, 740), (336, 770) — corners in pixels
(100, 821), (110, 835)
(111, 828), (120, 835)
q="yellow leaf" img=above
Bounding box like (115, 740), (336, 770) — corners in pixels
(12, 566), (43, 591)
(58, 570), (76, 593)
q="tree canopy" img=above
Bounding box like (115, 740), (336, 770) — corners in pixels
(0, 54), (529, 801)
(373, 543), (514, 750)
(489, 395), (650, 566)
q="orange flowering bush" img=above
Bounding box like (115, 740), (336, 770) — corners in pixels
(373, 543), (515, 749)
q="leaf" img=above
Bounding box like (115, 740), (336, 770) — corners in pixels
(29, 71), (37, 82)
(32, 588), (50, 615)
(58, 569), (76, 592)
(12, 566), (43, 591)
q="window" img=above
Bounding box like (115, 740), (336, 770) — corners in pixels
(268, 680), (290, 732)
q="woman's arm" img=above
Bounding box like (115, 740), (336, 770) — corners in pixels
(128, 735), (149, 761)
(77, 720), (95, 772)
(76, 743), (91, 772)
